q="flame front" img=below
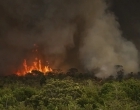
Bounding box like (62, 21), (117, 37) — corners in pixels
(16, 44), (52, 76)
(16, 58), (52, 76)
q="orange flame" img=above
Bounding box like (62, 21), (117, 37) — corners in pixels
(16, 44), (52, 76)
(16, 58), (52, 76)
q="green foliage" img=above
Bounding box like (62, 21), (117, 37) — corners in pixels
(77, 80), (101, 109)
(121, 79), (140, 102)
(0, 76), (140, 110)
(28, 79), (83, 109)
(0, 93), (17, 108)
(0, 88), (17, 108)
(13, 87), (36, 102)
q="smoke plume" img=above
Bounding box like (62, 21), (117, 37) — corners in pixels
(0, 0), (139, 77)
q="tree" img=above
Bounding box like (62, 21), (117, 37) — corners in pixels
(116, 65), (124, 82)
(40, 75), (46, 86)
(27, 79), (83, 109)
(67, 68), (79, 77)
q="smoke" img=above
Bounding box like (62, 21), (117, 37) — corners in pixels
(0, 0), (139, 77)
(80, 12), (139, 78)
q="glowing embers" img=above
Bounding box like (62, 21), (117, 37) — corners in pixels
(16, 58), (52, 76)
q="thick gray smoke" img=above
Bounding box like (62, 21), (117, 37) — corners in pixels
(0, 0), (139, 77)
(80, 13), (139, 78)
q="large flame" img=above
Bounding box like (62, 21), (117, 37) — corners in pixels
(16, 58), (52, 76)
(16, 44), (52, 76)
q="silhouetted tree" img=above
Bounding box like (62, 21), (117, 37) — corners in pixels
(67, 68), (78, 77)
(31, 70), (44, 76)
(117, 70), (124, 82)
(115, 65), (124, 81)
(127, 72), (134, 79)
(40, 75), (46, 86)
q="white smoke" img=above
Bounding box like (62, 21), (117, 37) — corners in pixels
(80, 9), (139, 78)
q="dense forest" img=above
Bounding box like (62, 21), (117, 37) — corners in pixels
(0, 69), (140, 110)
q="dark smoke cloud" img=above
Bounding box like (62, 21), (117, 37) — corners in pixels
(0, 0), (139, 77)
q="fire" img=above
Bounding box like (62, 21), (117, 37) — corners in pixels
(16, 58), (52, 76)
(16, 44), (52, 76)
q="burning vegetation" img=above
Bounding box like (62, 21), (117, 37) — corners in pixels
(16, 44), (52, 76)
(16, 58), (52, 76)
(0, 0), (140, 109)
(0, 0), (139, 78)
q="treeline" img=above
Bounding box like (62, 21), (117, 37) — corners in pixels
(1, 67), (140, 87)
(0, 66), (140, 88)
(0, 67), (140, 110)
(0, 77), (140, 110)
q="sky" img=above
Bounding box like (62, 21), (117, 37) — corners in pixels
(0, 0), (140, 77)
(111, 0), (140, 50)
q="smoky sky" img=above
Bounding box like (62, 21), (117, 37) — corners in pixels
(111, 0), (140, 50)
(0, 0), (140, 77)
